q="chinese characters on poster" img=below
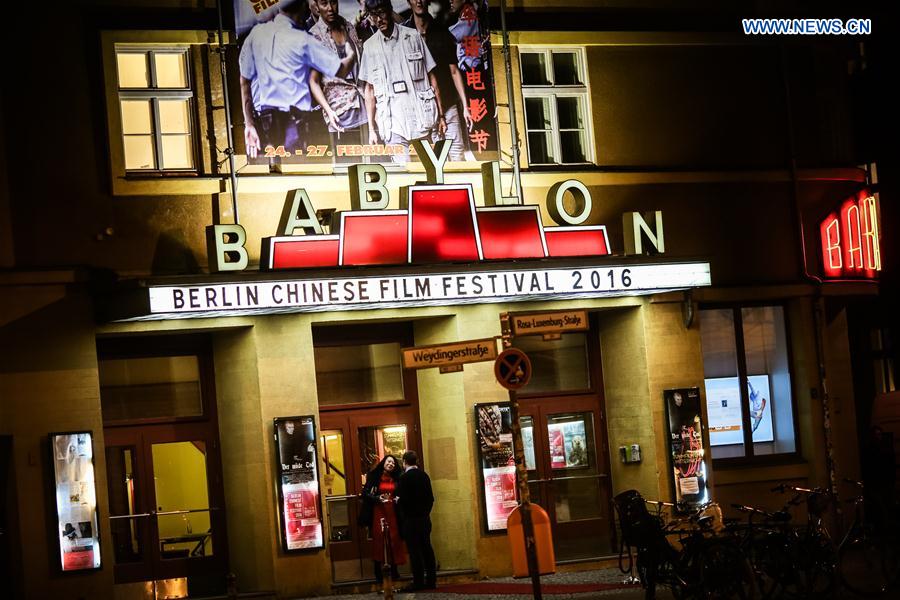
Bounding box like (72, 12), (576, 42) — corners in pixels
(233, 0), (498, 165)
(475, 403), (518, 531)
(664, 388), (709, 512)
(51, 432), (101, 571)
(275, 417), (324, 550)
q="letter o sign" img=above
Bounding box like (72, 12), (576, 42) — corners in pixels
(546, 179), (593, 225)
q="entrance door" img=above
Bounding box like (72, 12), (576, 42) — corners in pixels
(104, 424), (227, 586)
(519, 396), (614, 561)
(320, 407), (419, 583)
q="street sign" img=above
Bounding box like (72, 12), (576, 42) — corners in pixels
(494, 349), (532, 390)
(510, 310), (588, 337)
(401, 338), (498, 372)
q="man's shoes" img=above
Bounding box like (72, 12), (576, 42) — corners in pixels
(423, 581), (437, 590)
(398, 584), (425, 593)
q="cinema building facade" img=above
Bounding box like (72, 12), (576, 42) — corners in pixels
(0, 1), (891, 599)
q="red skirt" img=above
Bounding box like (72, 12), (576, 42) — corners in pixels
(371, 501), (407, 565)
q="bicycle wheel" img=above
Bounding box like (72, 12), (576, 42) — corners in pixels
(793, 532), (836, 599)
(749, 531), (791, 599)
(697, 539), (757, 599)
(838, 535), (894, 597)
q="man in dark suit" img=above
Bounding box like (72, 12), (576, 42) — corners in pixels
(396, 450), (436, 591)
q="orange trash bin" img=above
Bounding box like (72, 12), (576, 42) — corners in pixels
(507, 504), (556, 577)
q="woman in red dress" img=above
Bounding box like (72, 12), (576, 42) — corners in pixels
(361, 455), (407, 583)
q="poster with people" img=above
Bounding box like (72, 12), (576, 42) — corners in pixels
(664, 388), (710, 512)
(233, 0), (498, 166)
(547, 420), (589, 469)
(274, 416), (324, 550)
(51, 432), (101, 571)
(475, 403), (518, 531)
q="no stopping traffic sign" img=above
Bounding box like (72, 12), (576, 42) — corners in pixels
(494, 348), (532, 390)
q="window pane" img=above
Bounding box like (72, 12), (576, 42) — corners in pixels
(99, 356), (202, 420)
(154, 52), (188, 88)
(314, 342), (403, 405)
(122, 136), (156, 170)
(524, 97), (551, 130)
(552, 52), (582, 85)
(700, 309), (745, 458)
(105, 446), (144, 564)
(120, 100), (152, 134)
(520, 52), (550, 86)
(513, 333), (590, 393)
(358, 425), (407, 474)
(152, 441), (213, 558)
(161, 134), (194, 169)
(527, 132), (554, 164)
(560, 131), (586, 163)
(741, 306), (795, 455)
(557, 97), (583, 129)
(158, 100), (191, 134)
(116, 52), (149, 88)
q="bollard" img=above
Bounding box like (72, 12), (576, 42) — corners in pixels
(226, 572), (238, 600)
(381, 518), (394, 600)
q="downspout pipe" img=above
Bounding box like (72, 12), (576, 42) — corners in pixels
(498, 0), (523, 202)
(216, 0), (240, 225)
(780, 44), (838, 507)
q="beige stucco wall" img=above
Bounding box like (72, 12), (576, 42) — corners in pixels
(0, 282), (115, 600)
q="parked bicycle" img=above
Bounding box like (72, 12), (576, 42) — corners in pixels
(615, 489), (756, 600)
(836, 478), (900, 597)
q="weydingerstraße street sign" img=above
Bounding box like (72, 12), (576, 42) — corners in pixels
(401, 338), (499, 374)
(510, 309), (589, 339)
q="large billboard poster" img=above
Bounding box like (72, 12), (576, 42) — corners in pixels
(663, 388), (709, 513)
(51, 432), (101, 571)
(274, 416), (324, 551)
(705, 375), (774, 446)
(475, 403), (518, 532)
(234, 0), (498, 166)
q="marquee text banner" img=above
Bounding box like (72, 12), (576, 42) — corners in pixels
(142, 262), (711, 320)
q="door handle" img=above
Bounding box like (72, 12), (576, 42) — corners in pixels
(548, 474), (609, 482)
(109, 513), (152, 520)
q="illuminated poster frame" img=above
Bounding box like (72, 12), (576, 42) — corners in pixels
(474, 402), (519, 533)
(663, 388), (710, 513)
(49, 431), (102, 572)
(273, 416), (324, 552)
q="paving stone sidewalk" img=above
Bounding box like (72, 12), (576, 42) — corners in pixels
(308, 569), (675, 600)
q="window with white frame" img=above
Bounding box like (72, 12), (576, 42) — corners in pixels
(520, 48), (592, 165)
(115, 47), (195, 171)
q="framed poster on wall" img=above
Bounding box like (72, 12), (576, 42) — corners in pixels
(50, 431), (101, 571)
(663, 388), (710, 513)
(475, 403), (519, 532)
(274, 416), (324, 551)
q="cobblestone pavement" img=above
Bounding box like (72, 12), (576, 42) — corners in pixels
(309, 569), (676, 600)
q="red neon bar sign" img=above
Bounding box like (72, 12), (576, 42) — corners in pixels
(819, 191), (881, 279)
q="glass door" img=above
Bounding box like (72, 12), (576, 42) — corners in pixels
(104, 424), (227, 585)
(519, 398), (614, 561)
(320, 408), (418, 583)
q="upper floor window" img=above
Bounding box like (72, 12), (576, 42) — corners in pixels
(699, 305), (798, 461)
(520, 48), (592, 166)
(115, 47), (195, 171)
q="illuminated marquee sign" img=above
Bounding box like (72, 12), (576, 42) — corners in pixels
(144, 262), (711, 319)
(819, 190), (882, 279)
(206, 141), (664, 274)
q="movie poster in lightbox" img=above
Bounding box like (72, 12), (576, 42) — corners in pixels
(274, 416), (324, 551)
(475, 403), (518, 532)
(664, 388), (710, 512)
(51, 432), (102, 571)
